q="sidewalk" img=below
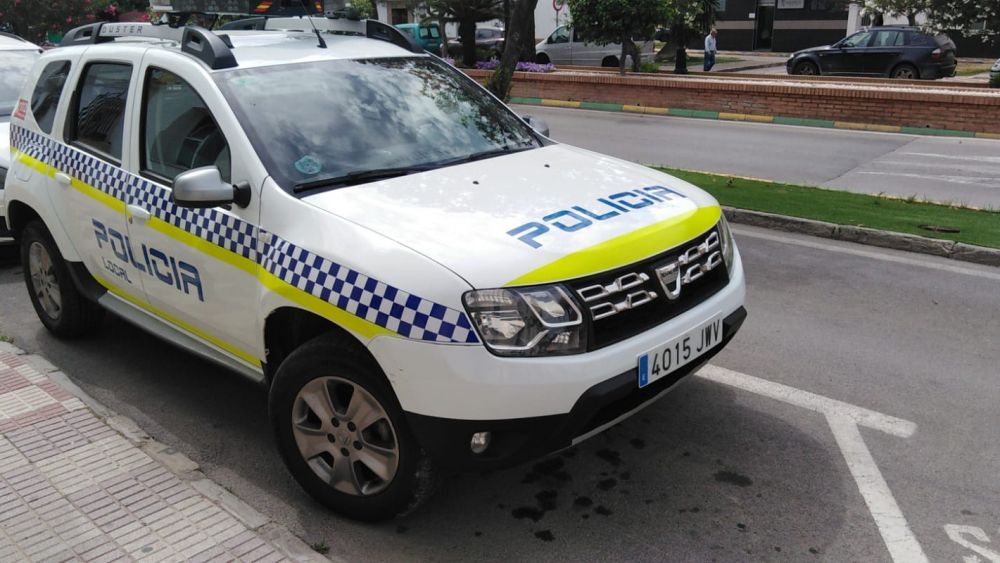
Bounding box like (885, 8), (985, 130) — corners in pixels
(0, 342), (325, 562)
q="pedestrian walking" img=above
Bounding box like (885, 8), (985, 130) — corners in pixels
(704, 28), (718, 71)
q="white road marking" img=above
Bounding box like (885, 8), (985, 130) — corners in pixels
(697, 364), (925, 562)
(855, 171), (1000, 187)
(697, 365), (915, 437)
(732, 227), (1000, 282)
(827, 414), (929, 563)
(944, 525), (1000, 563)
(900, 153), (1000, 164)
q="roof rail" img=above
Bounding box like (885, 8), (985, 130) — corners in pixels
(60, 22), (238, 70)
(365, 20), (422, 54)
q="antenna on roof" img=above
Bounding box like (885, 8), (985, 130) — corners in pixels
(300, 0), (327, 48)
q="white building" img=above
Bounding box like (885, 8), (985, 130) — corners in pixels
(373, 1), (570, 42)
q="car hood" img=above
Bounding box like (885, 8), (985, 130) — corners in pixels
(302, 144), (722, 289)
(794, 45), (833, 56)
(0, 120), (10, 170)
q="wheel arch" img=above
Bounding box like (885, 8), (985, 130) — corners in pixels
(5, 197), (82, 262)
(263, 306), (382, 385)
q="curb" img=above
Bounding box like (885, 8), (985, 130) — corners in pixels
(723, 207), (1000, 268)
(509, 96), (1000, 140)
(0, 341), (331, 563)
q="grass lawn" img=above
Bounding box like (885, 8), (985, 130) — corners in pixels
(655, 167), (1000, 249)
(955, 62), (994, 76)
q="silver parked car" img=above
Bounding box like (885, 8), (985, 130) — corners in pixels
(535, 25), (653, 67)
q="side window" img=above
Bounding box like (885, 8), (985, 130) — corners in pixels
(30, 61), (71, 135)
(141, 68), (230, 184)
(69, 62), (132, 162)
(874, 31), (903, 47)
(550, 26), (569, 44)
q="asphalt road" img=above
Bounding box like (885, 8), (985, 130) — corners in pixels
(513, 104), (1000, 208)
(1, 226), (997, 562)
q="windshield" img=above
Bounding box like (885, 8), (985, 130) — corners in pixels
(0, 50), (39, 116)
(215, 57), (542, 192)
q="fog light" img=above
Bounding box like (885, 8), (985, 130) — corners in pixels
(470, 431), (491, 454)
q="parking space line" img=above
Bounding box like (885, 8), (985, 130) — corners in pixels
(698, 365), (926, 562)
(732, 227), (1000, 282)
(697, 365), (916, 437)
(828, 414), (929, 563)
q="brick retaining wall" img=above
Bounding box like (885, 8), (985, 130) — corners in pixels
(465, 70), (1000, 134)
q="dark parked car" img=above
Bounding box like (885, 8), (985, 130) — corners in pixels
(448, 27), (505, 57)
(786, 27), (957, 79)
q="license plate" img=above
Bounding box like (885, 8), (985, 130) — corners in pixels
(638, 316), (723, 388)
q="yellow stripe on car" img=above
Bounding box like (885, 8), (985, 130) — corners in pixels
(506, 205), (722, 286)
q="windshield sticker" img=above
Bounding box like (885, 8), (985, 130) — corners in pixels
(294, 155), (322, 176)
(13, 99), (27, 121)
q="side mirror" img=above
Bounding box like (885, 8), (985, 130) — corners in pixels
(523, 115), (550, 137)
(173, 166), (249, 208)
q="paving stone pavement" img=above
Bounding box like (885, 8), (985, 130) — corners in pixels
(0, 343), (326, 562)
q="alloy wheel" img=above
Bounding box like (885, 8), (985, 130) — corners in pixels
(28, 241), (62, 320)
(291, 376), (400, 496)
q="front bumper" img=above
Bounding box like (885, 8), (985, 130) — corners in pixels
(406, 307), (747, 471)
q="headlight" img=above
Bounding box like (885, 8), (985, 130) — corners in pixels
(463, 285), (587, 357)
(718, 215), (735, 272)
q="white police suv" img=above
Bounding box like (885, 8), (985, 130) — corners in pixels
(3, 3), (746, 521)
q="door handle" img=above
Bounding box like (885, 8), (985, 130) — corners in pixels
(54, 172), (72, 187)
(126, 204), (151, 224)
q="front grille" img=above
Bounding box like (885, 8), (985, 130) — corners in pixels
(567, 227), (729, 350)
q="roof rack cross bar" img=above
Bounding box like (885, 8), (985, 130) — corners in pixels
(60, 22), (238, 70)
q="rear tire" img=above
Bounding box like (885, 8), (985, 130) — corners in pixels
(601, 55), (619, 68)
(891, 63), (919, 79)
(269, 334), (437, 521)
(793, 60), (819, 75)
(21, 221), (104, 338)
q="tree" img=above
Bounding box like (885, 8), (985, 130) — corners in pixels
(927, 0), (1000, 45)
(350, 0), (378, 19)
(567, 0), (674, 74)
(485, 0), (539, 99)
(0, 0), (130, 43)
(427, 0), (503, 66)
(858, 0), (928, 25)
(651, 0), (718, 73)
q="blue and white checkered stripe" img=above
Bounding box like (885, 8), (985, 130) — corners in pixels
(11, 125), (479, 345)
(261, 234), (478, 344)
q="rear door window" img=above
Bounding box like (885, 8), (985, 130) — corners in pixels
(68, 62), (132, 163)
(30, 61), (71, 134)
(873, 31), (904, 47)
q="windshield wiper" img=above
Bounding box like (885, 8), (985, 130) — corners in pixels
(293, 166), (432, 193)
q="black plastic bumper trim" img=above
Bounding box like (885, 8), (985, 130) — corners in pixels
(405, 306), (748, 471)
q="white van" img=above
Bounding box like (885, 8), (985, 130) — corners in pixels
(535, 25), (654, 67)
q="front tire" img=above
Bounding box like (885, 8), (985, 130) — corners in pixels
(535, 52), (550, 64)
(269, 334), (436, 521)
(793, 60), (819, 75)
(21, 221), (104, 337)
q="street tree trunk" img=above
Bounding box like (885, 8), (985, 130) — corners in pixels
(486, 0), (539, 99)
(459, 17), (478, 66)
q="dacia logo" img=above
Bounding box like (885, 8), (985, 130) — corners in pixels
(507, 186), (688, 249)
(655, 231), (722, 300)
